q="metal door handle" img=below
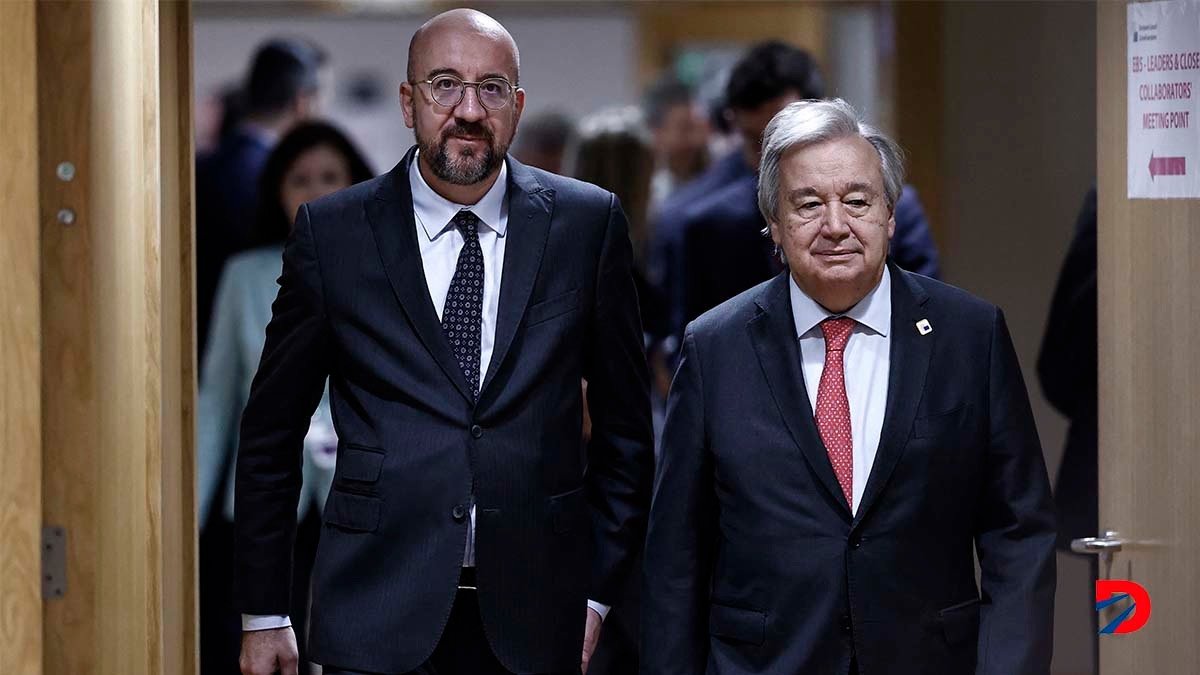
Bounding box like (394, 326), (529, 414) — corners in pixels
(1071, 530), (1164, 579)
(1071, 530), (1163, 555)
(1071, 530), (1126, 555)
(1071, 530), (1130, 580)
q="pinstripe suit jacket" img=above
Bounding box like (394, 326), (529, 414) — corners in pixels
(234, 149), (654, 674)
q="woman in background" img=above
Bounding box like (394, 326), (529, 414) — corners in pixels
(570, 105), (671, 406)
(570, 107), (656, 278)
(197, 121), (374, 675)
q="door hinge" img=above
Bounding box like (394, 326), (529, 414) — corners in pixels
(42, 525), (66, 600)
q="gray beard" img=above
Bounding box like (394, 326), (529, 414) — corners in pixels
(422, 138), (506, 185)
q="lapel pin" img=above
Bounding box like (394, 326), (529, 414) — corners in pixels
(916, 319), (933, 336)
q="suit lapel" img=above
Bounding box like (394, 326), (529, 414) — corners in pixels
(365, 149), (475, 403)
(853, 265), (933, 526)
(749, 273), (853, 519)
(478, 157), (554, 400)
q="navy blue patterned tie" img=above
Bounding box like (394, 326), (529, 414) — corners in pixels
(442, 210), (484, 400)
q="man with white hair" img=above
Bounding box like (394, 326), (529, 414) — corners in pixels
(642, 99), (1055, 675)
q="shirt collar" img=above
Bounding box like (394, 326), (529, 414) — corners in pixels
(409, 149), (508, 241)
(789, 265), (892, 339)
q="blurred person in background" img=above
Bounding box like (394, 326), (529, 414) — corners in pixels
(724, 42), (824, 172)
(569, 107), (671, 401)
(1038, 186), (1098, 554)
(217, 83), (250, 147)
(703, 90), (741, 168)
(198, 121), (374, 675)
(512, 109), (573, 175)
(570, 107), (655, 280)
(643, 76), (711, 215)
(234, 9), (652, 675)
(650, 41), (941, 365)
(647, 41), (821, 363)
(196, 38), (326, 360)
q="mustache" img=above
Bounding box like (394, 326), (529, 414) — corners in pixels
(443, 122), (494, 142)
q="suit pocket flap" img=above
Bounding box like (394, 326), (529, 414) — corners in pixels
(323, 490), (381, 533)
(709, 603), (766, 645)
(938, 597), (980, 645)
(339, 444), (384, 483)
(914, 404), (969, 439)
(525, 288), (579, 327)
(548, 485), (586, 533)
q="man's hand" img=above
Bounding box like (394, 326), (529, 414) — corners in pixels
(581, 606), (603, 674)
(240, 626), (299, 675)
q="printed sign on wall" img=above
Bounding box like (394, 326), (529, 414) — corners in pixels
(1129, 0), (1200, 198)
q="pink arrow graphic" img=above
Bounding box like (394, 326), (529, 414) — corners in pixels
(1149, 152), (1186, 179)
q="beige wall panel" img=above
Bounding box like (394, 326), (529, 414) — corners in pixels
(0, 1), (44, 673)
(894, 1), (944, 248)
(635, 1), (826, 87)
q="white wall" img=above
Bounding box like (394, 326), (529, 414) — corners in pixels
(194, 7), (638, 173)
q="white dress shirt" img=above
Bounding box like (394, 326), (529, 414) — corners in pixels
(245, 154), (606, 630)
(790, 267), (892, 515)
(411, 151), (509, 389)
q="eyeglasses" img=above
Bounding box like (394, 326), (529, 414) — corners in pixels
(415, 74), (515, 111)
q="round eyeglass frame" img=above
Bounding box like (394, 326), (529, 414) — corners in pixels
(415, 74), (516, 111)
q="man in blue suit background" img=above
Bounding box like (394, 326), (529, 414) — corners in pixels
(643, 99), (1055, 675)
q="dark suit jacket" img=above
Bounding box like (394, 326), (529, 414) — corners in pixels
(643, 265), (1056, 675)
(675, 174), (781, 348)
(195, 128), (273, 359)
(647, 152), (755, 351)
(234, 150), (654, 674)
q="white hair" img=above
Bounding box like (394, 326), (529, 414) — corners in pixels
(757, 98), (905, 227)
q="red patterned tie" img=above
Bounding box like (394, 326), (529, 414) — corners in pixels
(816, 317), (855, 509)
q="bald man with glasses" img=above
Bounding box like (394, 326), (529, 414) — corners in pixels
(234, 9), (652, 675)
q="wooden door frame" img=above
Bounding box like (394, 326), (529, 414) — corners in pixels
(0, 1), (199, 673)
(0, 2), (45, 671)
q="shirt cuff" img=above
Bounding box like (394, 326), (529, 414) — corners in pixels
(586, 600), (611, 621)
(245, 603), (607, 629)
(242, 614), (292, 631)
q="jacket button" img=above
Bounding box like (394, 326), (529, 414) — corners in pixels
(451, 504), (467, 522)
(470, 424), (483, 439)
(840, 615), (852, 634)
(851, 535), (864, 549)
